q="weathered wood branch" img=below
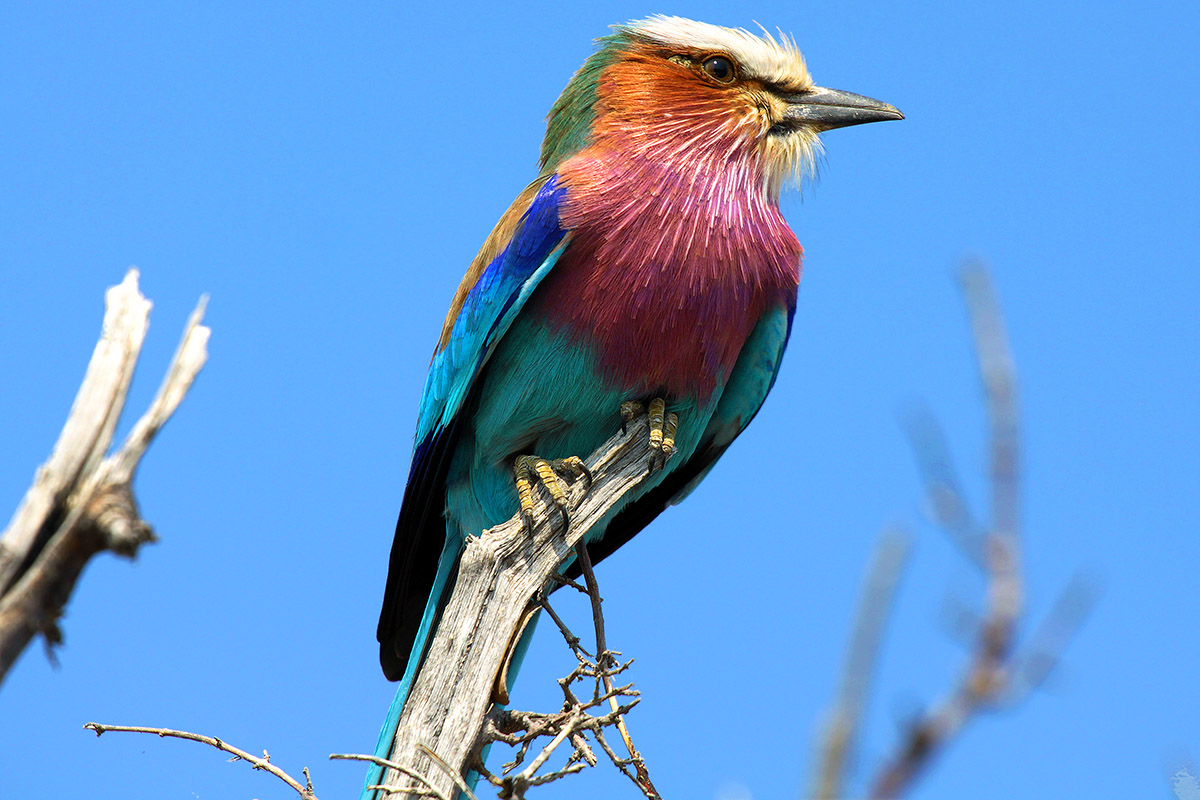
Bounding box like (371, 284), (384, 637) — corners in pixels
(379, 418), (666, 799)
(0, 270), (209, 686)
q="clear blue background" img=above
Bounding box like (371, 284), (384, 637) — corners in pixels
(2, 2), (1197, 798)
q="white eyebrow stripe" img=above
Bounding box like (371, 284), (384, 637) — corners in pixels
(626, 15), (809, 85)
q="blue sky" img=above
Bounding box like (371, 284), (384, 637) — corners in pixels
(2, 1), (1197, 798)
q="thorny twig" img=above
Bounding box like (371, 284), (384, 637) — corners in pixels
(474, 542), (659, 799)
(84, 722), (317, 799)
(574, 541), (661, 799)
(538, 589), (591, 659)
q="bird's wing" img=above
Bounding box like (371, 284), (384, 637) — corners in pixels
(569, 300), (795, 572)
(378, 174), (571, 679)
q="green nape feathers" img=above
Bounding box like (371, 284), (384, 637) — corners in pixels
(538, 31), (631, 174)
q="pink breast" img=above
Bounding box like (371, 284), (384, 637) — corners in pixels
(534, 155), (801, 401)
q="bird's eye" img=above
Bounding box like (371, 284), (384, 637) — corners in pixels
(701, 56), (736, 84)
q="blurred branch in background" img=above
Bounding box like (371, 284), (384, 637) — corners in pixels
(811, 528), (911, 800)
(812, 262), (1098, 800)
(0, 270), (209, 687)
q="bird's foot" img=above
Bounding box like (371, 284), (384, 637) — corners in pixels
(514, 454), (592, 532)
(620, 398), (678, 472)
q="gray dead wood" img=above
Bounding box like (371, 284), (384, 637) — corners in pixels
(0, 270), (209, 686)
(379, 418), (664, 799)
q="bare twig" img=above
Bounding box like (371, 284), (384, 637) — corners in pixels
(481, 688), (643, 799)
(1005, 571), (1101, 703)
(807, 263), (1097, 799)
(900, 407), (984, 566)
(84, 722), (316, 799)
(574, 541), (660, 799)
(331, 754), (450, 800)
(418, 744), (482, 800)
(0, 270), (209, 685)
(546, 572), (589, 594)
(538, 592), (591, 659)
(511, 707), (584, 790)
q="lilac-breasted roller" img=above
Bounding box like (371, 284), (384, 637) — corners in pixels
(370, 14), (901, 780)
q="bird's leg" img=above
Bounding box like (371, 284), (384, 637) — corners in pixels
(621, 398), (679, 471)
(514, 454), (593, 532)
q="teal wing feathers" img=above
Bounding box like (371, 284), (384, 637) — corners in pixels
(377, 176), (571, 679)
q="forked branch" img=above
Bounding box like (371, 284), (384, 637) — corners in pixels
(0, 270), (209, 686)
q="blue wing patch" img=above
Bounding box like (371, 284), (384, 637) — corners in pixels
(416, 176), (570, 443)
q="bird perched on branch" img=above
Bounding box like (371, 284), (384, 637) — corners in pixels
(370, 14), (901, 785)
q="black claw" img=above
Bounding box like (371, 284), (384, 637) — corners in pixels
(579, 463), (594, 487)
(559, 507), (570, 533)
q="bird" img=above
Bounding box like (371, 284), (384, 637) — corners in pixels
(368, 14), (901, 791)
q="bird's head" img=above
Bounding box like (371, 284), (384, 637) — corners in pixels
(541, 16), (902, 199)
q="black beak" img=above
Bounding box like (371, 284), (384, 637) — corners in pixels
(780, 86), (903, 131)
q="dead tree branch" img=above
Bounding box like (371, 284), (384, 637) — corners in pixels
(72, 312), (658, 798)
(375, 417), (671, 799)
(0, 270), (209, 686)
